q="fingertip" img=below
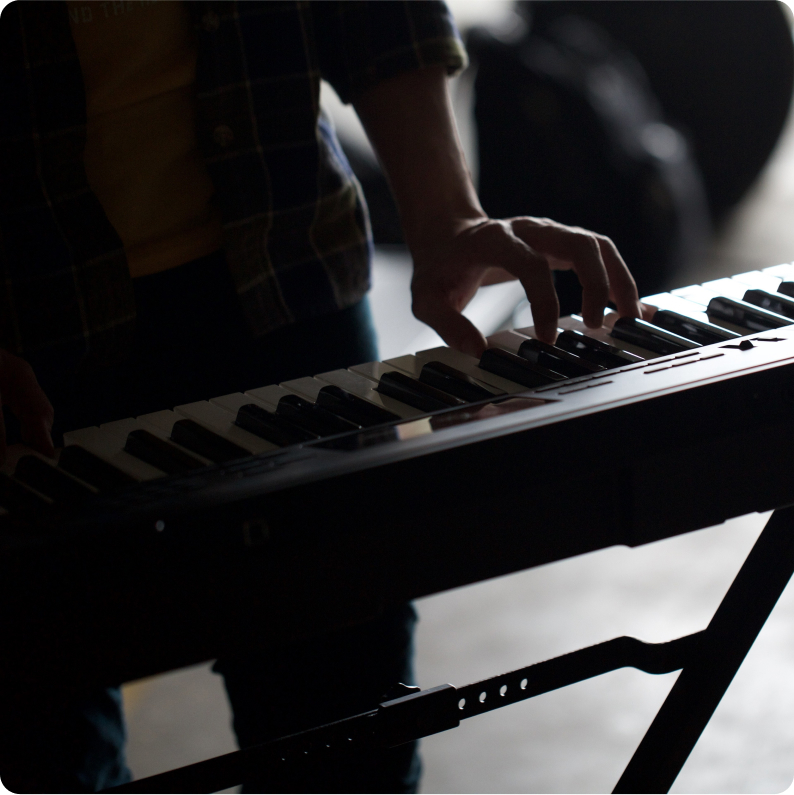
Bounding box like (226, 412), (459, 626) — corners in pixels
(435, 309), (488, 359)
(463, 343), (486, 359)
(534, 322), (558, 345)
(455, 332), (487, 359)
(615, 298), (644, 320)
(39, 427), (55, 459)
(583, 310), (605, 329)
(640, 303), (657, 322)
(579, 292), (606, 329)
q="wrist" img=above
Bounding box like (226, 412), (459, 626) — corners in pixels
(402, 206), (488, 253)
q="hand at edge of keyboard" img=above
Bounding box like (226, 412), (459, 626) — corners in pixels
(0, 350), (55, 467)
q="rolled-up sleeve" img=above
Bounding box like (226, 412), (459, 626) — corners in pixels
(310, 1), (468, 104)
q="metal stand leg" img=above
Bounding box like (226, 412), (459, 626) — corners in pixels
(614, 505), (794, 794)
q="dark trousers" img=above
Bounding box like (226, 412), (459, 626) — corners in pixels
(0, 252), (419, 793)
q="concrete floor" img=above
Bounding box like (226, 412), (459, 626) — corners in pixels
(121, 41), (794, 794)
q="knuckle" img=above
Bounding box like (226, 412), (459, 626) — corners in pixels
(578, 232), (601, 255)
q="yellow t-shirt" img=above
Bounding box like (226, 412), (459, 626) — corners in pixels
(67, 0), (223, 278)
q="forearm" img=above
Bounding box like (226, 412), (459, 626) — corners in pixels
(353, 65), (484, 250)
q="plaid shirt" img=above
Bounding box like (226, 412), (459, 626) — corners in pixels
(0, 0), (466, 372)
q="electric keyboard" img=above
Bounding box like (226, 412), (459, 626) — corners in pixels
(2, 264), (794, 690)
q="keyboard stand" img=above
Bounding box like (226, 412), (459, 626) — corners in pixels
(106, 504), (794, 794)
(614, 503), (794, 793)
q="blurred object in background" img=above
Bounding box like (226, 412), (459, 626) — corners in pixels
(528, 1), (794, 225)
(472, 11), (711, 315)
(472, 1), (793, 315)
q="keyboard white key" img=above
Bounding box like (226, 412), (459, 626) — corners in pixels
(641, 292), (711, 322)
(279, 377), (328, 402)
(381, 355), (423, 378)
(281, 371), (424, 419)
(137, 410), (180, 436)
(0, 442), (55, 476)
(131, 412), (213, 466)
(670, 285), (721, 306)
(413, 346), (527, 394)
(315, 369), (422, 419)
(63, 426), (165, 481)
(730, 270), (783, 292)
(350, 360), (412, 382)
(244, 385), (292, 410)
(210, 392), (276, 416)
(487, 329), (531, 354)
(762, 263), (794, 280)
(100, 418), (143, 437)
(701, 278), (748, 300)
(174, 401), (277, 454)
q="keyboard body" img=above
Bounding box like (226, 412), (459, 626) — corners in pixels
(3, 265), (794, 688)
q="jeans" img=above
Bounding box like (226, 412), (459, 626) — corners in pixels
(0, 252), (419, 793)
(216, 602), (420, 794)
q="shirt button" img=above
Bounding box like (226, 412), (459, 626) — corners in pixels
(202, 11), (220, 32)
(213, 125), (234, 148)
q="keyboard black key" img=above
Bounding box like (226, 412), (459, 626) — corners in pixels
(124, 429), (206, 475)
(236, 403), (318, 447)
(779, 282), (794, 299)
(316, 385), (400, 427)
(58, 445), (136, 490)
(706, 296), (792, 332)
(170, 419), (251, 464)
(479, 348), (565, 388)
(377, 371), (465, 412)
(276, 394), (360, 436)
(610, 317), (699, 355)
(517, 338), (605, 378)
(555, 329), (645, 368)
(419, 361), (500, 402)
(14, 455), (94, 504)
(742, 288), (794, 320)
(651, 309), (741, 345)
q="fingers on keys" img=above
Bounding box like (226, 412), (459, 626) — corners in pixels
(510, 219), (642, 329)
(411, 290), (488, 359)
(471, 220), (560, 344)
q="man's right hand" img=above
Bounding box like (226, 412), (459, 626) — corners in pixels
(0, 351), (55, 467)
